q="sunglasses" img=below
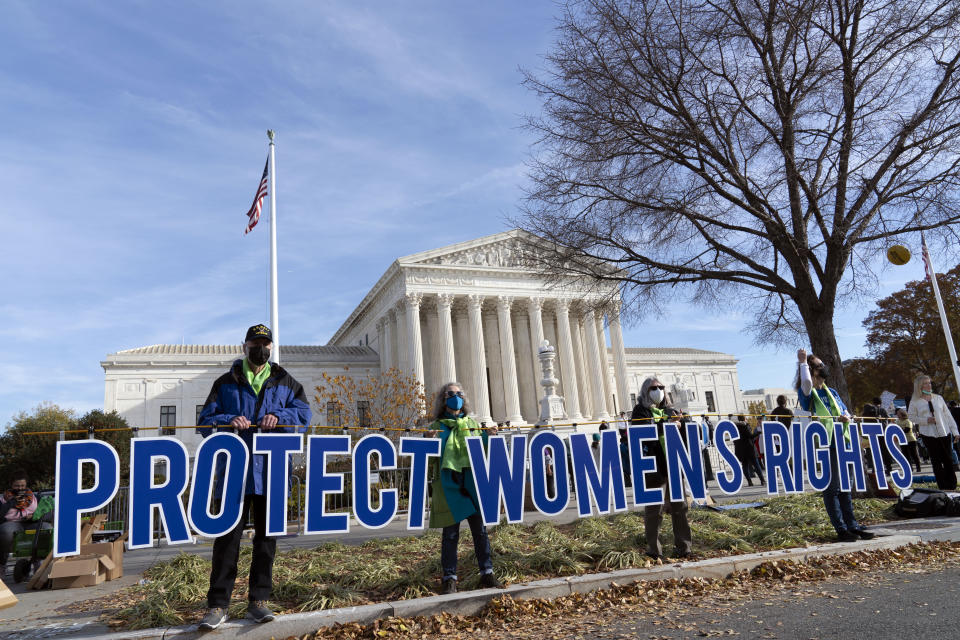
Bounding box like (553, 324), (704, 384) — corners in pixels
(649, 385), (665, 391)
(444, 390), (464, 399)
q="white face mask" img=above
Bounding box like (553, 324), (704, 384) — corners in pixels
(648, 388), (664, 405)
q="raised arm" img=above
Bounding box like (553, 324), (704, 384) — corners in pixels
(797, 349), (813, 395)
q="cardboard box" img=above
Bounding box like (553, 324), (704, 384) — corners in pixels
(81, 540), (124, 581)
(48, 553), (114, 589)
(0, 578), (18, 610)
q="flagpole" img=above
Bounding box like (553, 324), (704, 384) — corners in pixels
(923, 232), (960, 393)
(267, 129), (280, 364)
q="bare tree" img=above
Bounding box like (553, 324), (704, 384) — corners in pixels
(520, 0), (960, 401)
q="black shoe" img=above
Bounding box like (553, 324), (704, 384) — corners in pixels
(853, 528), (875, 540)
(442, 578), (457, 594)
(645, 551), (662, 561)
(247, 601), (275, 623)
(198, 607), (227, 630)
(479, 573), (502, 589)
(836, 530), (858, 542)
(674, 550), (698, 560)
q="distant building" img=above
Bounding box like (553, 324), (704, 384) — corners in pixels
(102, 230), (744, 439)
(101, 345), (378, 450)
(740, 387), (800, 413)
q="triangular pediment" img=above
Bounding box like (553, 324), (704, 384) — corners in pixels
(398, 229), (543, 269)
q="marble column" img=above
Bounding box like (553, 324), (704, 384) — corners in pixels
(424, 309), (440, 395)
(554, 299), (583, 421)
(496, 296), (524, 424)
(608, 303), (631, 414)
(436, 293), (457, 383)
(376, 318), (387, 370)
(595, 311), (615, 415)
(394, 302), (408, 374)
(483, 309), (505, 421)
(453, 306), (472, 389)
(527, 297), (545, 401)
(386, 308), (398, 371)
(514, 310), (536, 421)
(404, 293), (424, 388)
(467, 294), (492, 425)
(572, 313), (593, 418)
(583, 308), (611, 420)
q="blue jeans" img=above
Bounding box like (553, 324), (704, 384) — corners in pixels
(823, 444), (859, 534)
(441, 512), (493, 580)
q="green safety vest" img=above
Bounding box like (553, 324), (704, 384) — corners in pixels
(809, 385), (850, 445)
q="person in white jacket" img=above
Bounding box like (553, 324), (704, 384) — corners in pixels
(907, 374), (959, 490)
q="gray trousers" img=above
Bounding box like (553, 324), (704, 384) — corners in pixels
(644, 491), (692, 556)
(0, 520), (28, 565)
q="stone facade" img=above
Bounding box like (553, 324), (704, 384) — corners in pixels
(102, 230), (744, 436)
(101, 345), (379, 445)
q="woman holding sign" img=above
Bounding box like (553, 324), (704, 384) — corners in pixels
(795, 350), (874, 542)
(630, 377), (693, 560)
(426, 382), (501, 594)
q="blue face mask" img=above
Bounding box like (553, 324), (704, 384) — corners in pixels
(445, 395), (464, 412)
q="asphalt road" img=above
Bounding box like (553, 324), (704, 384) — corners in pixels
(580, 566), (960, 639)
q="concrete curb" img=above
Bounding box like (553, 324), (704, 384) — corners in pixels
(63, 534), (922, 640)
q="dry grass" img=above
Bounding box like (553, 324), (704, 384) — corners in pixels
(105, 493), (895, 629)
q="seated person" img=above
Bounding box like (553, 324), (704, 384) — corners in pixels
(1, 470), (37, 579)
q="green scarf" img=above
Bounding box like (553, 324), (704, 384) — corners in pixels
(650, 406), (667, 447)
(437, 415), (482, 472)
(809, 385), (850, 444)
(243, 359), (272, 396)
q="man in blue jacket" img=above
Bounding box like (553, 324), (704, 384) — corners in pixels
(196, 324), (311, 630)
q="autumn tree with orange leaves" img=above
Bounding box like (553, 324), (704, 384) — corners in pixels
(314, 367), (427, 440)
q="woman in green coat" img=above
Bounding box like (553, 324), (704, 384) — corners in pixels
(426, 381), (501, 594)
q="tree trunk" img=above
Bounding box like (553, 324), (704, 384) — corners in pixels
(801, 307), (851, 408)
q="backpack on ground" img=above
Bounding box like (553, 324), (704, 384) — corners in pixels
(895, 488), (950, 518)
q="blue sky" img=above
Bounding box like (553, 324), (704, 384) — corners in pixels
(0, 1), (931, 428)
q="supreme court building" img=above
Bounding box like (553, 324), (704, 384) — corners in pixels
(102, 230), (743, 445)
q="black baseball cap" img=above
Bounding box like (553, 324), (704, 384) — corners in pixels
(245, 324), (272, 342)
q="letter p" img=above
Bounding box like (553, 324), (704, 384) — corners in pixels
(54, 440), (120, 557)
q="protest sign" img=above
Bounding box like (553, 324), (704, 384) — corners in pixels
(52, 420), (911, 557)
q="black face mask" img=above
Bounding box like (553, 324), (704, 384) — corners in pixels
(813, 363), (829, 380)
(248, 345), (271, 367)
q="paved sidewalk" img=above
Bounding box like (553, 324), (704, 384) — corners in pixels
(3, 478), (957, 640)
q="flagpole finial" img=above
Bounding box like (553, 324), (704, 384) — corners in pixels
(267, 129), (275, 143)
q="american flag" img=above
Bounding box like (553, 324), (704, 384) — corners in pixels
(922, 233), (935, 281)
(244, 155), (269, 235)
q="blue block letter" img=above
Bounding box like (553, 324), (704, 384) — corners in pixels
(834, 423), (866, 492)
(885, 424), (913, 490)
(304, 435), (351, 534)
(804, 422), (831, 491)
(188, 432), (249, 538)
(254, 433), (304, 536)
(529, 430), (570, 515)
(859, 422), (888, 490)
(627, 425), (663, 507)
(54, 440), (120, 557)
(352, 434), (398, 530)
(399, 437), (441, 529)
(467, 434), (527, 526)
(664, 422), (706, 502)
(762, 422), (795, 495)
(569, 431), (627, 516)
(129, 437), (192, 549)
(714, 420), (743, 495)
